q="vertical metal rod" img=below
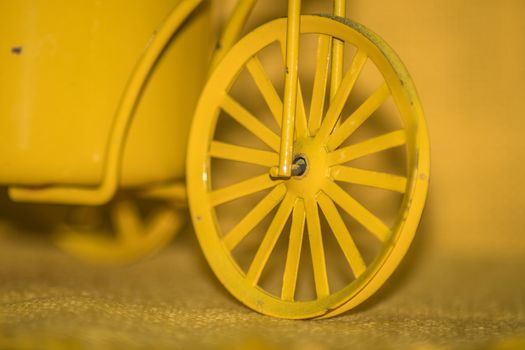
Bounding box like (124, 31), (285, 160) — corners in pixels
(330, 0), (345, 101)
(209, 0), (258, 74)
(273, 0), (302, 178)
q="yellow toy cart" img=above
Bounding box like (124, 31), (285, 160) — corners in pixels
(1, 0), (429, 319)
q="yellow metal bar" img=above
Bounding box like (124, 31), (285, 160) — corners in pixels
(330, 166), (408, 193)
(277, 40), (309, 139)
(315, 49), (367, 143)
(246, 56), (283, 128)
(273, 0), (302, 178)
(330, 0), (345, 101)
(295, 79), (309, 139)
(309, 35), (332, 134)
(113, 200), (143, 243)
(281, 198), (306, 301)
(209, 0), (257, 73)
(9, 0), (204, 205)
(317, 192), (366, 278)
(322, 181), (390, 242)
(221, 95), (281, 152)
(246, 192), (296, 285)
(334, 0), (346, 18)
(305, 195), (330, 298)
(326, 130), (407, 166)
(209, 141), (279, 167)
(223, 184), (287, 251)
(209, 174), (281, 207)
(327, 83), (390, 151)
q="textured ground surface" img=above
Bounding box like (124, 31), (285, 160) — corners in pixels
(0, 218), (524, 350)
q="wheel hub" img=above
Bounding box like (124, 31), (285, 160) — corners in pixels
(286, 137), (329, 198)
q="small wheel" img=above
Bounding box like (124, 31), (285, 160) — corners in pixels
(55, 197), (185, 265)
(187, 15), (429, 319)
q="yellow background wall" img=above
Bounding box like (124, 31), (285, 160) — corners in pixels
(354, 0), (525, 258)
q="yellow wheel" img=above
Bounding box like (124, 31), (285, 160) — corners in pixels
(187, 16), (429, 319)
(55, 189), (186, 265)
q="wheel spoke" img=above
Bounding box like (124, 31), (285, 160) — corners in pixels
(327, 130), (406, 166)
(309, 35), (332, 135)
(305, 195), (330, 298)
(113, 200), (142, 243)
(246, 56), (283, 128)
(327, 83), (390, 151)
(210, 141), (278, 168)
(246, 192), (296, 285)
(315, 50), (367, 142)
(210, 174), (281, 207)
(331, 166), (407, 193)
(221, 94), (280, 152)
(144, 208), (183, 241)
(322, 181), (390, 242)
(223, 184), (287, 251)
(317, 192), (366, 278)
(281, 198), (306, 301)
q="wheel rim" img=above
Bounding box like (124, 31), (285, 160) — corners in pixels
(55, 199), (185, 265)
(188, 16), (429, 319)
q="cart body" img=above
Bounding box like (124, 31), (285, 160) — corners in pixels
(0, 0), (211, 188)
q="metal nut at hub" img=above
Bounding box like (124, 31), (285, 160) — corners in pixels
(291, 154), (308, 177)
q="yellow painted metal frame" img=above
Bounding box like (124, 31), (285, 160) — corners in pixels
(1, 0), (429, 317)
